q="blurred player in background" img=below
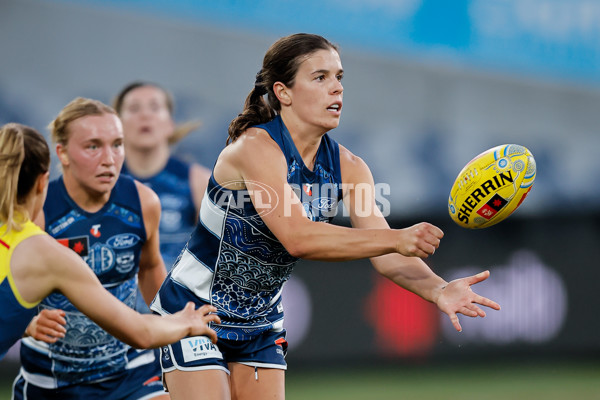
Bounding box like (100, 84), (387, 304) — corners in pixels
(113, 82), (211, 314)
(13, 98), (176, 399)
(150, 33), (501, 400)
(0, 122), (219, 361)
(113, 81), (210, 270)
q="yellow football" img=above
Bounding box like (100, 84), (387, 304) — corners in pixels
(448, 144), (536, 229)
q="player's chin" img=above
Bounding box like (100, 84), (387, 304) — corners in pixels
(322, 117), (341, 130)
(91, 180), (117, 195)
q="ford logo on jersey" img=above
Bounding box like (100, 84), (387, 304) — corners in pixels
(311, 197), (337, 213)
(106, 233), (141, 249)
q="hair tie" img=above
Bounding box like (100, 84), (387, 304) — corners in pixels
(254, 70), (268, 96)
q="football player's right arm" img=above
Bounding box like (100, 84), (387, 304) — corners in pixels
(215, 128), (441, 261)
(14, 235), (220, 348)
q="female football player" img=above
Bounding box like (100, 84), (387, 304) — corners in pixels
(151, 33), (501, 400)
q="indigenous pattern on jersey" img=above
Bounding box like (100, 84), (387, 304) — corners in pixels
(0, 221), (45, 360)
(151, 115), (342, 341)
(122, 157), (197, 268)
(20, 176), (150, 388)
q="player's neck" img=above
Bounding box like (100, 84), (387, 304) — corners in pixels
(124, 144), (170, 179)
(281, 114), (324, 171)
(62, 174), (111, 213)
(20, 196), (36, 223)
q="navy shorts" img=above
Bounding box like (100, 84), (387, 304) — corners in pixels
(12, 349), (165, 400)
(160, 329), (288, 374)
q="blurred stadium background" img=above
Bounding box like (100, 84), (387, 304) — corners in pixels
(1, 0), (600, 397)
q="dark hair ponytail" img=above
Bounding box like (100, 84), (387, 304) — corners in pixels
(227, 70), (275, 144)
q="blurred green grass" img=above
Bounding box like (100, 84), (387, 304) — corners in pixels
(1, 360), (598, 399)
(285, 361), (600, 400)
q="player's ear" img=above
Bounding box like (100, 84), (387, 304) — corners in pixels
(56, 143), (69, 166)
(273, 82), (291, 106)
(37, 171), (50, 194)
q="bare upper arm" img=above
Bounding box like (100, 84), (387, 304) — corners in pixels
(10, 234), (96, 305)
(134, 181), (165, 273)
(135, 181), (161, 242)
(212, 128), (287, 190)
(211, 128), (312, 248)
(189, 163), (211, 216)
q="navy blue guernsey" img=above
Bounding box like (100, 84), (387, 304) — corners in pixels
(122, 157), (197, 268)
(151, 115), (343, 341)
(20, 175), (151, 388)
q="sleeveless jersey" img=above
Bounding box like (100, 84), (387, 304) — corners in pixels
(0, 221), (45, 360)
(20, 176), (152, 388)
(151, 115), (342, 341)
(121, 157), (197, 269)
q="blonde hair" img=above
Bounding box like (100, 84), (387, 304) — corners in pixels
(0, 123), (50, 233)
(49, 97), (116, 145)
(112, 81), (202, 146)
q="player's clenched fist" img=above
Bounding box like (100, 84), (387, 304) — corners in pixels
(395, 222), (444, 258)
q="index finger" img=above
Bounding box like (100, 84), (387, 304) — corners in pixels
(197, 304), (218, 315)
(473, 294), (501, 311)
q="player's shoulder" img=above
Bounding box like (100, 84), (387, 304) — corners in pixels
(223, 127), (282, 164)
(237, 127), (278, 149)
(13, 233), (70, 272)
(134, 180), (160, 205)
(337, 144), (374, 185)
(338, 143), (368, 170)
(133, 180), (161, 224)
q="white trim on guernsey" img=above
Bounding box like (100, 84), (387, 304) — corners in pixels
(21, 337), (50, 356)
(200, 194), (226, 239)
(171, 250), (214, 301)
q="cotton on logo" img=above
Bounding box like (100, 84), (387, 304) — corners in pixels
(90, 224), (101, 238)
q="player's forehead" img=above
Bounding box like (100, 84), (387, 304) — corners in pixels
(122, 85), (167, 105)
(67, 113), (123, 143)
(297, 48), (343, 75)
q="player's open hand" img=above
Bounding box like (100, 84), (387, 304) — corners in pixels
(396, 222), (444, 258)
(178, 302), (221, 344)
(436, 270), (501, 332)
(25, 308), (67, 343)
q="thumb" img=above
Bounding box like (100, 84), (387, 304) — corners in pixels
(466, 270), (490, 285)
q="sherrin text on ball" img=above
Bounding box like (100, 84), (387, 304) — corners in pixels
(448, 144), (536, 229)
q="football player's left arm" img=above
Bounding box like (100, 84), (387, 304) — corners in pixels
(339, 145), (500, 332)
(136, 182), (167, 306)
